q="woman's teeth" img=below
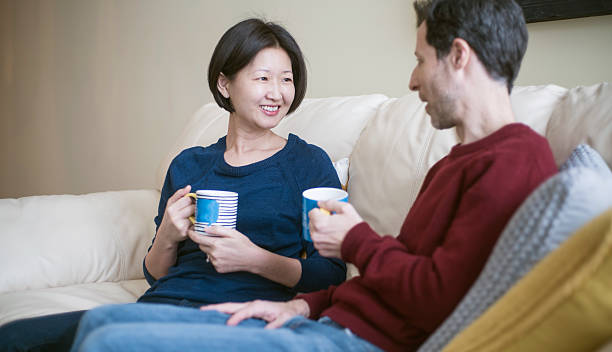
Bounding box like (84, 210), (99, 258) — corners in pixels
(261, 105), (279, 112)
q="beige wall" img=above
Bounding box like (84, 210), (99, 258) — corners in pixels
(1, 1), (611, 198)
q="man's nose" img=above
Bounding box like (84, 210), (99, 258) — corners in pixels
(409, 70), (419, 91)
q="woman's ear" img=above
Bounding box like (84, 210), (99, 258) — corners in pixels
(217, 73), (230, 99)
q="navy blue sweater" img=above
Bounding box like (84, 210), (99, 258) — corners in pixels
(139, 134), (346, 305)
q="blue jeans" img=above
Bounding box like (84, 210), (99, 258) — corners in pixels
(70, 303), (382, 352)
(0, 310), (86, 352)
(0, 299), (202, 352)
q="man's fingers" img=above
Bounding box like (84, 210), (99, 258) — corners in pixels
(200, 302), (245, 313)
(318, 200), (347, 213)
(226, 307), (255, 326)
(308, 208), (330, 230)
(264, 314), (292, 329)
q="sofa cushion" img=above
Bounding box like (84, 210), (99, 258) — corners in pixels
(418, 163), (612, 351)
(442, 208), (612, 352)
(347, 92), (458, 237)
(347, 85), (566, 238)
(560, 143), (612, 176)
(0, 190), (158, 294)
(155, 95), (388, 191)
(546, 82), (612, 170)
(0, 279), (149, 326)
(509, 84), (567, 136)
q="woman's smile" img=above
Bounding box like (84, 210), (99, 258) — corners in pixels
(261, 105), (280, 116)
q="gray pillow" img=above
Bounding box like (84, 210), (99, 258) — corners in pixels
(560, 143), (612, 176)
(418, 160), (612, 351)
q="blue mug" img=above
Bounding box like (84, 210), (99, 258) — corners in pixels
(302, 187), (349, 241)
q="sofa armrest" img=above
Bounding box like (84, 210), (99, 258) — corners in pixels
(0, 189), (160, 294)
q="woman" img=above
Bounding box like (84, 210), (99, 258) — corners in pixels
(140, 17), (345, 305)
(0, 18), (345, 352)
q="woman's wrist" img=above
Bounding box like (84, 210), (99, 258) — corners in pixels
(154, 225), (181, 249)
(248, 247), (302, 287)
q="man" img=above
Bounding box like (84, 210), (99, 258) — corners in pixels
(68, 1), (558, 351)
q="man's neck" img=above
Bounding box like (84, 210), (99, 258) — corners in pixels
(455, 82), (516, 145)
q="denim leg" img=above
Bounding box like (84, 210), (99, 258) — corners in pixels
(70, 303), (250, 352)
(0, 310), (85, 352)
(73, 306), (381, 352)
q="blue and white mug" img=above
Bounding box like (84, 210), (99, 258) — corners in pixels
(186, 190), (238, 234)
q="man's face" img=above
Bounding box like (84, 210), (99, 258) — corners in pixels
(409, 23), (457, 130)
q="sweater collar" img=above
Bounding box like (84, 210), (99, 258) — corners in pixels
(215, 133), (297, 176)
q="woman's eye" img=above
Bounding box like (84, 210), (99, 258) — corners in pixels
(257, 77), (268, 81)
(283, 77), (293, 82)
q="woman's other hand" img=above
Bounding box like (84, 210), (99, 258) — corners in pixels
(157, 185), (195, 244)
(188, 226), (262, 273)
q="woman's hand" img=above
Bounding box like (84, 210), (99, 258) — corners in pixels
(156, 185), (195, 245)
(145, 185), (194, 280)
(188, 226), (263, 273)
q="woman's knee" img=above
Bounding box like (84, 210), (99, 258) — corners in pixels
(77, 325), (126, 352)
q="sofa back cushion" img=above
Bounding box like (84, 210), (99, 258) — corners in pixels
(348, 85), (568, 237)
(547, 82), (612, 170)
(0, 190), (158, 294)
(155, 95), (388, 190)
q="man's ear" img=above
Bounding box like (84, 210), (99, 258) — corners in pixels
(217, 73), (230, 99)
(449, 38), (471, 70)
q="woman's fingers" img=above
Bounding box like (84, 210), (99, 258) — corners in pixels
(167, 185), (191, 206)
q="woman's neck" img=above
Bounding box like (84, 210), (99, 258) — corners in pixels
(224, 127), (286, 167)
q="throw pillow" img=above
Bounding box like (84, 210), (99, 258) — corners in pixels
(559, 143), (612, 176)
(443, 208), (612, 352)
(418, 165), (612, 352)
(332, 158), (349, 190)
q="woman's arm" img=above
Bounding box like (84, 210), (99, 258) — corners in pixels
(145, 185), (194, 280)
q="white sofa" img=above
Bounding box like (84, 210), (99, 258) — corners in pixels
(1, 83), (611, 349)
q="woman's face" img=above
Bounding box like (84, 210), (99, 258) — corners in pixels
(219, 47), (295, 132)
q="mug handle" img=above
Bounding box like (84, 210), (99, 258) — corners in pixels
(185, 193), (197, 224)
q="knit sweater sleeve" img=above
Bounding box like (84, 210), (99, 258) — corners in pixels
(340, 151), (554, 331)
(143, 146), (217, 285)
(289, 138), (347, 293)
(295, 285), (338, 319)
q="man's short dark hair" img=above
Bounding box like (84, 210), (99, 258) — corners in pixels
(414, 0), (528, 93)
(207, 18), (307, 114)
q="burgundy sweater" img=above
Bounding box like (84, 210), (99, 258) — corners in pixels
(298, 123), (557, 351)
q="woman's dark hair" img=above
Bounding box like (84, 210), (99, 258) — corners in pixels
(414, 0), (528, 93)
(207, 18), (307, 114)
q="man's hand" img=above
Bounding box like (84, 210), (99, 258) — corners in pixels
(308, 200), (363, 259)
(200, 299), (310, 329)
